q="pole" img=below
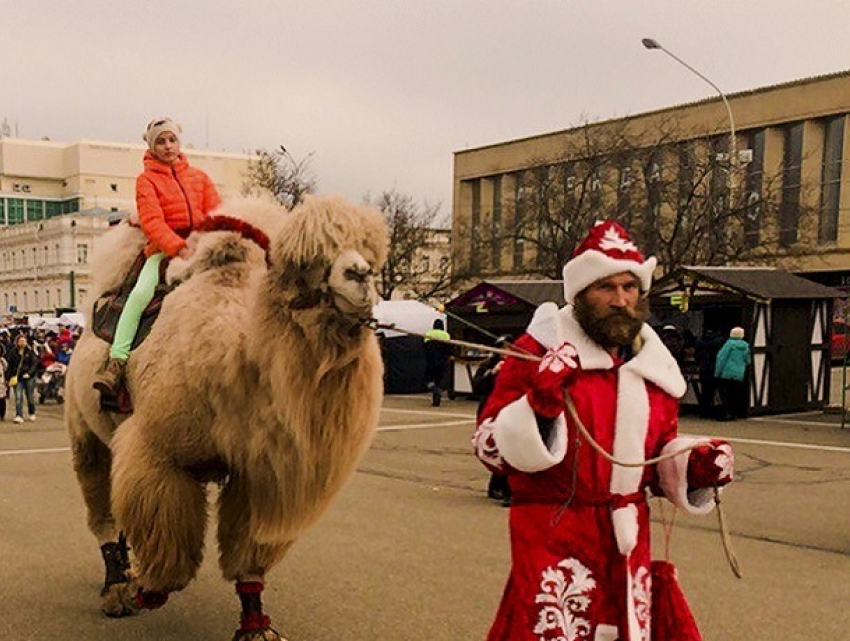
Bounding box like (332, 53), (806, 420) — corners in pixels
(69, 270), (76, 310)
(642, 38), (737, 204)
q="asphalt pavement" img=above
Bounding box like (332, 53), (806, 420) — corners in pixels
(0, 385), (848, 640)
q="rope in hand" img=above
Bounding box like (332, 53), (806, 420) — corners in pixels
(564, 392), (742, 578)
(370, 319), (741, 577)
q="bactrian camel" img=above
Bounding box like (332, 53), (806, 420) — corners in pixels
(65, 195), (389, 640)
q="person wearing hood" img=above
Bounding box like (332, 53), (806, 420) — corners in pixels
(714, 327), (751, 420)
(92, 117), (221, 399)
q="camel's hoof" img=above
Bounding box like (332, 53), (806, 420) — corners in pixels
(100, 580), (141, 618)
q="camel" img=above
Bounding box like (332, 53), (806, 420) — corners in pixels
(65, 195), (389, 640)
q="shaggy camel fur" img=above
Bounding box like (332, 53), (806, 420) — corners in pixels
(65, 195), (388, 640)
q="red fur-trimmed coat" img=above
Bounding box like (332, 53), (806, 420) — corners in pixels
(474, 302), (720, 641)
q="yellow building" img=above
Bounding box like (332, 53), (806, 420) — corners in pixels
(0, 137), (252, 315)
(452, 69), (850, 291)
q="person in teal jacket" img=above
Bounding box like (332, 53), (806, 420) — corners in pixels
(714, 326), (751, 420)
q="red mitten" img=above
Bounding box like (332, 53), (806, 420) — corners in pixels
(527, 342), (579, 419)
(687, 439), (734, 488)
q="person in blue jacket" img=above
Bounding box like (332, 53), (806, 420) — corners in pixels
(714, 326), (751, 420)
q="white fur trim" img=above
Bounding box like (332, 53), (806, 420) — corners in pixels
(491, 395), (568, 473)
(625, 325), (688, 398)
(612, 504), (640, 555)
(527, 301), (562, 349)
(609, 368), (648, 557)
(610, 368), (649, 496)
(657, 436), (718, 515)
(594, 624), (619, 641)
(625, 561), (640, 641)
(562, 252), (657, 303)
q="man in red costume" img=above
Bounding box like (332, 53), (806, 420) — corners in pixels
(474, 221), (733, 641)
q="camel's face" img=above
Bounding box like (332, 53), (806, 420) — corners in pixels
(327, 249), (379, 320)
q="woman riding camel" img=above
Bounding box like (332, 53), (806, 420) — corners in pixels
(93, 117), (221, 397)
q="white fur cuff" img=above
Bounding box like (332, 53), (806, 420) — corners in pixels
(657, 436), (717, 515)
(492, 395), (567, 473)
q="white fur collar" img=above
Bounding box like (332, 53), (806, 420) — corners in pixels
(526, 302), (686, 399)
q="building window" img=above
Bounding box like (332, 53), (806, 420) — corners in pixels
(535, 166), (551, 269)
(780, 122), (804, 246)
(677, 141), (695, 217)
(470, 179), (481, 271)
(62, 198), (81, 214)
(45, 201), (62, 218)
(637, 150), (663, 255)
(513, 172), (525, 269)
(743, 129), (766, 248)
(616, 161), (633, 218)
(26, 200), (44, 222)
(491, 175), (502, 271)
(55, 243), (61, 264)
(7, 199), (24, 225)
(819, 115), (845, 244)
(76, 243), (89, 264)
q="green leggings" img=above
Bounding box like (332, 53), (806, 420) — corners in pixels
(110, 253), (165, 361)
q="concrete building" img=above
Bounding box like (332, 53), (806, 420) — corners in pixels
(0, 137), (252, 316)
(452, 69), (850, 290)
(390, 227), (452, 302)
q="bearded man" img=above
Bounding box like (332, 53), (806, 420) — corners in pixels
(474, 221), (733, 641)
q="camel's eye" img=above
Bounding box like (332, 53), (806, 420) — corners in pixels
(345, 267), (372, 283)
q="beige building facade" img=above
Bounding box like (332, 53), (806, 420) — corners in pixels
(0, 137), (252, 316)
(452, 69), (850, 290)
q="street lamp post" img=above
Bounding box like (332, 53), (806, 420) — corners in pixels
(642, 38), (739, 203)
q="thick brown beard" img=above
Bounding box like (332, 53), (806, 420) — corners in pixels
(573, 295), (649, 349)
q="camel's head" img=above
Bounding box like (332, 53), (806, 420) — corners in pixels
(272, 195), (389, 325)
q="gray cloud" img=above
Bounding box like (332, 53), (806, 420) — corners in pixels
(4, 0), (850, 214)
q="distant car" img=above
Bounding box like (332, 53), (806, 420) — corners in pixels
(831, 319), (850, 362)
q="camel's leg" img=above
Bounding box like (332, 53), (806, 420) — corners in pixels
(110, 418), (209, 600)
(68, 421), (138, 617)
(218, 475), (292, 641)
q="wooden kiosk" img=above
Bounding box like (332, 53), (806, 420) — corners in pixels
(444, 281), (565, 394)
(652, 266), (845, 414)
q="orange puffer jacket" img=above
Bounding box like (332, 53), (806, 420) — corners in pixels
(136, 151), (222, 257)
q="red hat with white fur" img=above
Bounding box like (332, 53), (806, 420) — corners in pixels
(562, 220), (657, 303)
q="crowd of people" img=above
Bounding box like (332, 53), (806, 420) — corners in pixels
(0, 323), (81, 422)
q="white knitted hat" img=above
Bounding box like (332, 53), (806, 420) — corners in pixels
(562, 220), (657, 303)
(142, 117), (182, 151)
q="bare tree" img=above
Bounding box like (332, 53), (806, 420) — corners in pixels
(495, 115), (820, 279)
(241, 146), (317, 208)
(365, 189), (456, 302)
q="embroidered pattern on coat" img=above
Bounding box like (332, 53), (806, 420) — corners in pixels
(599, 226), (638, 253)
(473, 418), (504, 470)
(632, 565), (651, 641)
(539, 343), (578, 373)
(534, 558), (596, 640)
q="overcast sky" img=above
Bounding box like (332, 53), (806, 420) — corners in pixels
(5, 1), (850, 218)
